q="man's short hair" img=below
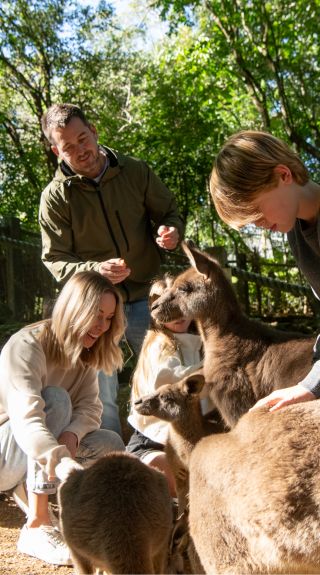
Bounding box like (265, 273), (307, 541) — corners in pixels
(41, 103), (90, 144)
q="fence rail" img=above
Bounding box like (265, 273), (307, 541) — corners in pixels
(0, 220), (56, 323)
(0, 218), (319, 325)
(163, 247), (320, 323)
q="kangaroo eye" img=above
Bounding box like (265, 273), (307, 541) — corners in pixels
(178, 283), (193, 293)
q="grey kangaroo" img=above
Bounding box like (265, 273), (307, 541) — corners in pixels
(135, 372), (223, 574)
(134, 371), (225, 514)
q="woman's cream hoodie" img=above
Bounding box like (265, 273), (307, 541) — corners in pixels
(0, 325), (102, 473)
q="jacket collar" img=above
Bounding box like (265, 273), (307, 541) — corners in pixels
(56, 146), (123, 184)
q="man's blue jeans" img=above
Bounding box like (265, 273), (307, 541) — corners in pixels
(99, 298), (149, 434)
(0, 386), (125, 493)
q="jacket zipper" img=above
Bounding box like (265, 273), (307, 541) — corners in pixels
(96, 186), (130, 301)
(96, 187), (121, 257)
(116, 210), (129, 252)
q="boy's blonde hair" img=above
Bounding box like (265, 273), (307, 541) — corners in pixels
(210, 130), (309, 229)
(131, 275), (178, 402)
(38, 271), (125, 373)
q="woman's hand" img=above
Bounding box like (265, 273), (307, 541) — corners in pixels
(55, 457), (83, 482)
(58, 430), (78, 458)
(249, 384), (316, 413)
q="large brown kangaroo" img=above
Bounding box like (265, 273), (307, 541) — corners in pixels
(189, 400), (320, 574)
(57, 452), (173, 574)
(151, 241), (315, 427)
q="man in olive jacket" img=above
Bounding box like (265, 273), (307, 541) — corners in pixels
(39, 103), (184, 435)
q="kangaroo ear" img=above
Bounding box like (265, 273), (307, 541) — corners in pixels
(182, 240), (211, 279)
(183, 372), (205, 396)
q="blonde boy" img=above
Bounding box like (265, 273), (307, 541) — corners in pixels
(210, 130), (320, 411)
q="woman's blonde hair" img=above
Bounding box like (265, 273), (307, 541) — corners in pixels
(210, 130), (309, 229)
(131, 275), (178, 401)
(39, 271), (125, 373)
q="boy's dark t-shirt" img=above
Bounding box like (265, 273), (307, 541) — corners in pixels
(287, 217), (320, 300)
(287, 217), (320, 397)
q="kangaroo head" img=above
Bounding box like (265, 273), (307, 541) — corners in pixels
(151, 241), (237, 325)
(134, 372), (205, 422)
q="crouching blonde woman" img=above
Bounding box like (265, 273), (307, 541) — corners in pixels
(0, 271), (126, 566)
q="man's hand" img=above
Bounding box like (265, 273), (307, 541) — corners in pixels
(58, 431), (78, 459)
(249, 383), (316, 413)
(156, 226), (179, 250)
(99, 258), (131, 284)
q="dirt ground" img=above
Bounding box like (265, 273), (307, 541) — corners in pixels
(0, 384), (133, 575)
(0, 493), (74, 575)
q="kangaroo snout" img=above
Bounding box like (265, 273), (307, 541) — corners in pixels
(134, 394), (158, 416)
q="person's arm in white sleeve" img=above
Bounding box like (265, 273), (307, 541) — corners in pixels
(1, 332), (70, 470)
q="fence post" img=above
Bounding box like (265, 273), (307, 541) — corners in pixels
(252, 249), (262, 316)
(236, 252), (250, 314)
(205, 246), (232, 281)
(205, 246), (228, 266)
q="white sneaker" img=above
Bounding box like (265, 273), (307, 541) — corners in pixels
(17, 523), (72, 566)
(12, 483), (59, 527)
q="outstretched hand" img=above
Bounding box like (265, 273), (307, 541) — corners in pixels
(55, 457), (83, 482)
(249, 384), (316, 413)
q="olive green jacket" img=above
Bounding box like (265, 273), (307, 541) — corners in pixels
(39, 147), (184, 302)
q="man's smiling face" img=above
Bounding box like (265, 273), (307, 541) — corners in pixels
(51, 117), (104, 178)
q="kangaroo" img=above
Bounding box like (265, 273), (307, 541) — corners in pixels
(150, 241), (316, 428)
(134, 372), (225, 514)
(57, 452), (173, 574)
(189, 401), (320, 574)
(135, 373), (225, 575)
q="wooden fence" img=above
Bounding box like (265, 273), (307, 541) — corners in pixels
(163, 247), (320, 326)
(0, 218), (56, 323)
(1, 218), (319, 326)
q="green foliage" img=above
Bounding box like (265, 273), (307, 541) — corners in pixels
(153, 0), (320, 168)
(0, 0), (130, 226)
(0, 0), (319, 291)
(117, 25), (259, 242)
